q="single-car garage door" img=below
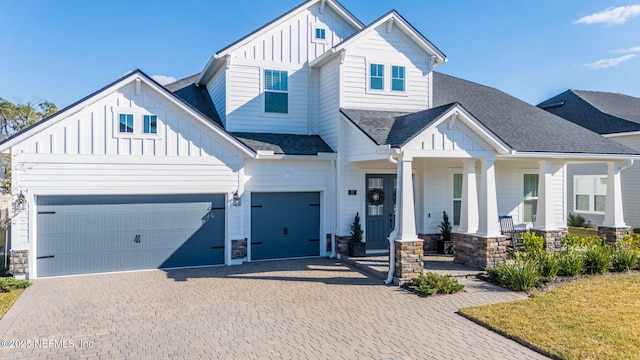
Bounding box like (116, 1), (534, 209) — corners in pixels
(36, 194), (225, 277)
(251, 192), (320, 260)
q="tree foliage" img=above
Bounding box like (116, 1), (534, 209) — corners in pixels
(0, 98), (57, 139)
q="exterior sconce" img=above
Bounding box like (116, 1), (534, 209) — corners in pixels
(15, 191), (27, 212)
(232, 190), (241, 207)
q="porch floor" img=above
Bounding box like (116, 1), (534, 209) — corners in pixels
(339, 253), (485, 281)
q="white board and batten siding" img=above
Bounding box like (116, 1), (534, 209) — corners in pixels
(341, 25), (431, 112)
(10, 80), (246, 252)
(208, 3), (358, 135)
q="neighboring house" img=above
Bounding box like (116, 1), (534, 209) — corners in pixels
(539, 90), (640, 229)
(1, 0), (638, 283)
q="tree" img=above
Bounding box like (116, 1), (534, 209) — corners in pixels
(0, 98), (57, 139)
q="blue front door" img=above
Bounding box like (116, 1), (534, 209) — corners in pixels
(365, 175), (396, 250)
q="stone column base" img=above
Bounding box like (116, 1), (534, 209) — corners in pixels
(598, 226), (631, 246)
(532, 229), (568, 251)
(231, 239), (247, 260)
(393, 239), (424, 285)
(9, 249), (29, 278)
(453, 232), (508, 270)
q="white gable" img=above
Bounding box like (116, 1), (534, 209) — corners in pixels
(404, 120), (494, 156)
(341, 23), (432, 112)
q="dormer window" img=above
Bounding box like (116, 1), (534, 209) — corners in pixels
(315, 28), (326, 40)
(264, 69), (288, 114)
(370, 64), (385, 90)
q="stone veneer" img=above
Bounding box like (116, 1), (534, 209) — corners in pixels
(598, 226), (631, 246)
(418, 234), (441, 253)
(453, 232), (509, 270)
(231, 239), (247, 260)
(336, 236), (351, 255)
(393, 240), (424, 285)
(532, 229), (568, 251)
(9, 249), (28, 276)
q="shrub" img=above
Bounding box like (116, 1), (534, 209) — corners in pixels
(350, 212), (363, 243)
(583, 245), (612, 274)
(503, 259), (540, 291)
(567, 213), (586, 227)
(0, 278), (31, 292)
(486, 264), (510, 287)
(611, 244), (639, 272)
(408, 272), (464, 296)
(558, 248), (583, 276)
(522, 232), (545, 254)
(534, 251), (560, 280)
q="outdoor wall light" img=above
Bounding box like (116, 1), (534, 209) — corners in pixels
(232, 190), (242, 207)
(15, 191), (26, 212)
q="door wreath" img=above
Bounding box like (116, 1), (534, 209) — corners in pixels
(367, 188), (385, 206)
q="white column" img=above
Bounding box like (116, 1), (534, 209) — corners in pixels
(477, 158), (501, 237)
(603, 161), (626, 228)
(392, 154), (419, 242)
(534, 160), (558, 231)
(458, 159), (478, 234)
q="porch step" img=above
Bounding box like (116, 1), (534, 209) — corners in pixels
(338, 254), (388, 280)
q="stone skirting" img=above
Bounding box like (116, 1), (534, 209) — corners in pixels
(336, 236), (351, 255)
(326, 234), (332, 253)
(9, 249), (28, 276)
(532, 229), (568, 251)
(393, 240), (424, 285)
(453, 232), (509, 270)
(418, 234), (440, 253)
(598, 226), (631, 246)
(231, 239), (247, 260)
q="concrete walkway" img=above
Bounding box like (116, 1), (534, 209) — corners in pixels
(0, 258), (547, 359)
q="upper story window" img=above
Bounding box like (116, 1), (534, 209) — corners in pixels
(370, 64), (385, 90)
(392, 66), (406, 92)
(575, 175), (607, 214)
(264, 69), (288, 114)
(315, 28), (326, 40)
(144, 115), (157, 134)
(119, 114), (134, 133)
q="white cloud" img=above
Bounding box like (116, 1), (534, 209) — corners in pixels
(584, 54), (636, 69)
(613, 45), (640, 53)
(151, 75), (177, 85)
(575, 5), (640, 25)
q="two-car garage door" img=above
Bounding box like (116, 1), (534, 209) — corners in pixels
(36, 194), (225, 277)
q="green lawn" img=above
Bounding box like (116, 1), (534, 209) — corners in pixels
(567, 226), (599, 238)
(459, 274), (640, 359)
(0, 289), (22, 319)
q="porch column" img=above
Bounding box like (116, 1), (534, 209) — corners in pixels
(390, 153), (423, 285)
(534, 160), (557, 231)
(477, 158), (501, 237)
(458, 159), (478, 234)
(602, 161), (626, 228)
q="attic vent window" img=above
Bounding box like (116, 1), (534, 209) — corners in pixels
(315, 28), (326, 40)
(264, 69), (288, 114)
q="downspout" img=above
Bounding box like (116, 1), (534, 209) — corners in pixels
(329, 158), (337, 259)
(385, 153), (398, 284)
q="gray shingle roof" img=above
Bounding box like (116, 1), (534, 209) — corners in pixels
(538, 90), (640, 135)
(340, 104), (457, 146)
(232, 132), (334, 155)
(433, 72), (638, 155)
(165, 74), (224, 127)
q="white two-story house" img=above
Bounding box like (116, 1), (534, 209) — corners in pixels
(2, 0), (638, 283)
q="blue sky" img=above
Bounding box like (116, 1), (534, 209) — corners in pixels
(1, 0), (639, 109)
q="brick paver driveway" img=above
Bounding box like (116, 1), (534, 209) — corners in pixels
(0, 258), (547, 359)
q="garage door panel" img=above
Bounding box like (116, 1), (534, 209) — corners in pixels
(37, 194), (225, 277)
(251, 192), (320, 260)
